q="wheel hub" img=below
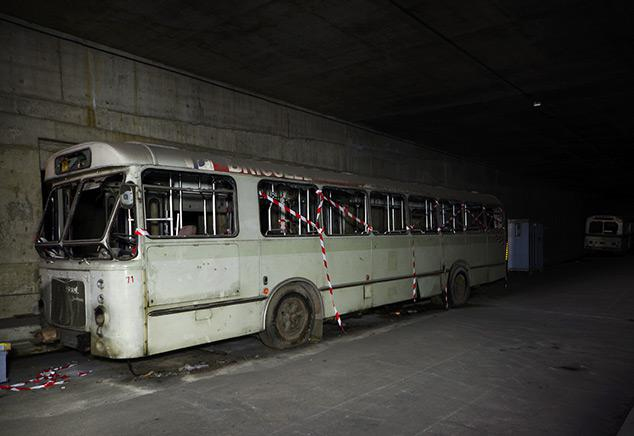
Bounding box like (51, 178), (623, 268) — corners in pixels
(275, 295), (309, 341)
(454, 274), (467, 302)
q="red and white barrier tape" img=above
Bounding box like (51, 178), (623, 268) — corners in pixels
(259, 192), (343, 330)
(465, 207), (487, 232)
(406, 226), (417, 301)
(135, 228), (150, 237)
(258, 192), (320, 231)
(317, 223), (343, 329)
(313, 195), (344, 329)
(0, 362), (91, 392)
(316, 190), (373, 233)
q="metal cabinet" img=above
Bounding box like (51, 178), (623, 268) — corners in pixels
(507, 219), (543, 272)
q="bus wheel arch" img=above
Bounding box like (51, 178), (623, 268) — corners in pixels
(448, 261), (471, 307)
(259, 278), (323, 349)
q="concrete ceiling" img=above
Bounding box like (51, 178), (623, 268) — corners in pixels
(3, 0), (634, 196)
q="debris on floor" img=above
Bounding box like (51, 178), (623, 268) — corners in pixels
(180, 363), (209, 372)
(0, 362), (92, 392)
(135, 361), (210, 379)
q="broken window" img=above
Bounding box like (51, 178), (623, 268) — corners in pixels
(258, 180), (318, 236)
(142, 170), (236, 237)
(39, 182), (79, 243)
(36, 173), (137, 260)
(465, 204), (486, 232)
(67, 174), (124, 240)
(322, 188), (367, 236)
(370, 192), (406, 234)
(483, 206), (505, 231)
(408, 196), (437, 233)
(438, 200), (464, 233)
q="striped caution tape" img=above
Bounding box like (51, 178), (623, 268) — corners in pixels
(316, 190), (373, 233)
(317, 222), (343, 329)
(259, 191), (344, 330)
(260, 189), (373, 329)
(464, 207), (487, 232)
(313, 195), (344, 329)
(406, 226), (417, 301)
(258, 192), (320, 231)
(0, 362), (92, 392)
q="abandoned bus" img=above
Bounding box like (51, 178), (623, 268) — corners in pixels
(584, 215), (632, 253)
(35, 141), (506, 358)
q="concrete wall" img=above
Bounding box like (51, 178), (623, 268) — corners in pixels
(0, 20), (588, 319)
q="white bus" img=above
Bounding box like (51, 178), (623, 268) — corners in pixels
(35, 141), (506, 358)
(584, 215), (632, 253)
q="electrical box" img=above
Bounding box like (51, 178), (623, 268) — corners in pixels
(507, 219), (543, 272)
(0, 343), (8, 383)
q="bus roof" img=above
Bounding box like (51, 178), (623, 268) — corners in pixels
(45, 141), (502, 205)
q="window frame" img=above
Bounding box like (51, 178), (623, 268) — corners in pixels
(141, 168), (239, 239)
(407, 195), (438, 234)
(258, 179), (320, 238)
(370, 191), (407, 235)
(464, 203), (487, 233)
(321, 186), (369, 237)
(437, 199), (466, 234)
(36, 170), (141, 261)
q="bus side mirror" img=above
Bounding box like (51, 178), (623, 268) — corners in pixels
(120, 183), (135, 209)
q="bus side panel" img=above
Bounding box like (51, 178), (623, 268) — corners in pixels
(441, 233), (467, 273)
(261, 236), (371, 317)
(145, 242), (241, 306)
(370, 235), (413, 307)
(261, 236), (372, 317)
(260, 237), (322, 290)
(414, 234), (442, 298)
(147, 300), (266, 355)
(323, 237), (373, 315)
(465, 233), (488, 286)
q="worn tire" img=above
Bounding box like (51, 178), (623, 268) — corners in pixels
(448, 266), (470, 307)
(259, 286), (314, 350)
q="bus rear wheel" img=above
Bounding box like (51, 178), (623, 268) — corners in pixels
(449, 268), (471, 307)
(260, 290), (313, 349)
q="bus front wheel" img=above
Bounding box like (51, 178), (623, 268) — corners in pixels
(449, 267), (471, 307)
(260, 289), (314, 349)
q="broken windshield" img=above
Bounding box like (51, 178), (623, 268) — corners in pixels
(36, 173), (137, 260)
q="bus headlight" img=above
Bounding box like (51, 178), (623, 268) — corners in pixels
(94, 305), (106, 326)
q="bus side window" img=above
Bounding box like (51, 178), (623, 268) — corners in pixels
(465, 204), (485, 232)
(492, 206), (505, 230)
(438, 200), (463, 233)
(370, 192), (405, 234)
(322, 188), (367, 236)
(142, 169), (237, 237)
(258, 180), (318, 236)
(408, 196), (437, 233)
(370, 193), (387, 233)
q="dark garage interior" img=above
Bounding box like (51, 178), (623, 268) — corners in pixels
(0, 1), (633, 434)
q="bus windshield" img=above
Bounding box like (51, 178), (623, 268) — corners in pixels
(36, 173), (137, 260)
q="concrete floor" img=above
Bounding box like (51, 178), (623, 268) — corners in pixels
(1, 256), (633, 435)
